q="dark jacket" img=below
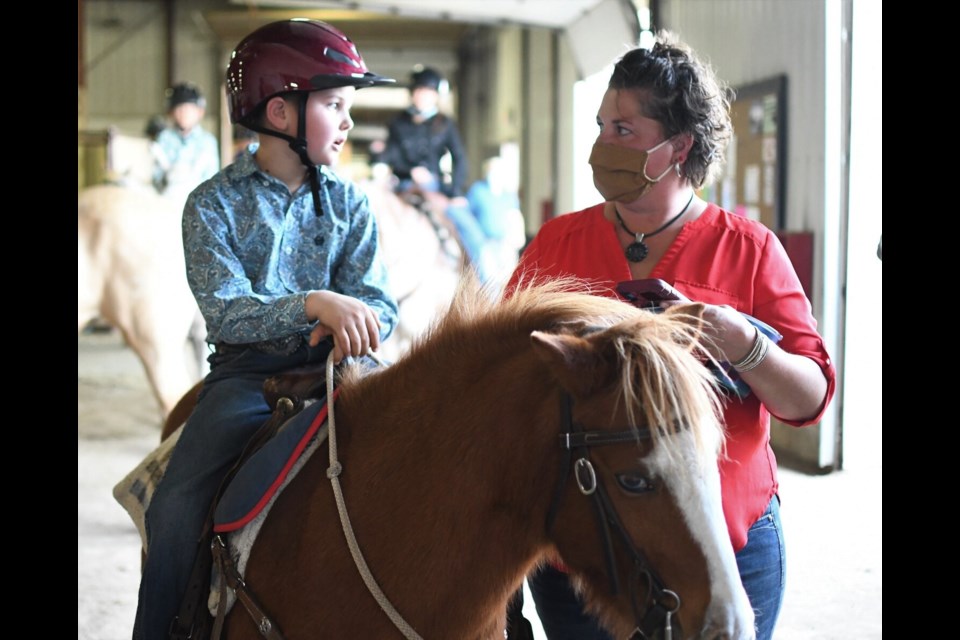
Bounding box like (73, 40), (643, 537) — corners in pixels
(375, 110), (468, 198)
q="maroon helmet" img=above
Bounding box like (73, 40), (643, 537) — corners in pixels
(226, 19), (394, 124)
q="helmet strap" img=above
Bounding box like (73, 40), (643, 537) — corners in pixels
(241, 94), (324, 217)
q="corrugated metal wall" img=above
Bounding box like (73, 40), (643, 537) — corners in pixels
(82, 0), (223, 138)
(658, 0), (833, 233)
(658, 0), (847, 468)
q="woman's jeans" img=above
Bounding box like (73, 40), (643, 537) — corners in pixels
(734, 495), (785, 639)
(133, 340), (332, 640)
(527, 495), (785, 640)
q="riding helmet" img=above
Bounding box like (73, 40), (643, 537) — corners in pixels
(166, 82), (206, 111)
(226, 19), (395, 125)
(410, 67), (445, 92)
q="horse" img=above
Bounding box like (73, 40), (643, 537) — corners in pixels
(184, 278), (755, 639)
(78, 182), (207, 420)
(358, 171), (525, 361)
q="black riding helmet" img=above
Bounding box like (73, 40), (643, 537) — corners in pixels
(226, 19), (394, 216)
(410, 67), (445, 92)
(166, 82), (206, 111)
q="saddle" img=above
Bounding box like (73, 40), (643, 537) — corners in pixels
(170, 363), (331, 640)
(168, 360), (538, 640)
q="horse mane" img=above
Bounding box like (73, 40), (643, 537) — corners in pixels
(343, 273), (726, 461)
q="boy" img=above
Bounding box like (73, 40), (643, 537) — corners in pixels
(151, 82), (220, 206)
(133, 20), (398, 639)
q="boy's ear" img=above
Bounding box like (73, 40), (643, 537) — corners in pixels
(263, 96), (292, 132)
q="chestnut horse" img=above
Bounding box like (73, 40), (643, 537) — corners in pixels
(189, 279), (755, 639)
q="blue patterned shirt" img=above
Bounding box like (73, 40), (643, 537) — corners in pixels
(183, 150), (398, 345)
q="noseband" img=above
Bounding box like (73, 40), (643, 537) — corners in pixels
(545, 393), (681, 640)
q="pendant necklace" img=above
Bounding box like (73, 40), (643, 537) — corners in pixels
(615, 191), (695, 262)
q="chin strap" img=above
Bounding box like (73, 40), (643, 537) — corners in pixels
(243, 95), (324, 217)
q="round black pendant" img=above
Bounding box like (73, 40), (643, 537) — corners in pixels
(625, 241), (649, 262)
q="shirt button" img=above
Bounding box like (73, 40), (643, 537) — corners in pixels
(314, 235), (325, 246)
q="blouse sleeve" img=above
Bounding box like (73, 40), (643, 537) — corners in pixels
(752, 231), (836, 426)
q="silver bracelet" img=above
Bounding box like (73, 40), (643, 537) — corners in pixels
(731, 326), (770, 373)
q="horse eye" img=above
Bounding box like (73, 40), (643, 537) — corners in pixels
(616, 472), (654, 494)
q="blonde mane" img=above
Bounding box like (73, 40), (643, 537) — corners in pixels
(348, 275), (725, 460)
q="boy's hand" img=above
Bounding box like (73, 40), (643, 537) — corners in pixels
(305, 291), (382, 363)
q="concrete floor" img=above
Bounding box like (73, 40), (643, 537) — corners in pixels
(78, 331), (881, 639)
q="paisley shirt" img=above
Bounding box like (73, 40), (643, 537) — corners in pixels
(182, 150), (398, 346)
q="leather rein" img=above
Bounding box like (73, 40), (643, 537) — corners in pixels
(545, 392), (681, 640)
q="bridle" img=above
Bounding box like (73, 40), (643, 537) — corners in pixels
(545, 392), (682, 640)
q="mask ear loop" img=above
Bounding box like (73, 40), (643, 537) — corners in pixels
(641, 137), (677, 182)
(643, 160), (676, 183)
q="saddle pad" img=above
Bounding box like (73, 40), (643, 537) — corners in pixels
(209, 422), (329, 618)
(113, 426), (184, 551)
(214, 393), (335, 533)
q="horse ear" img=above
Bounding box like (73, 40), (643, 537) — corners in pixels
(530, 330), (612, 396)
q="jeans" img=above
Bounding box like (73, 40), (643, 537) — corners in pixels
(133, 339), (332, 640)
(395, 176), (492, 283)
(735, 495), (785, 640)
(443, 201), (491, 281)
(527, 495), (785, 640)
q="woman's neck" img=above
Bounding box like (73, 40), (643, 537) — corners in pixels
(614, 187), (697, 229)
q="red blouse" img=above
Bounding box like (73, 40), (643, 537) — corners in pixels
(507, 203), (836, 550)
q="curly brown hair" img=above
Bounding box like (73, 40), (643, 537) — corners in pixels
(608, 31), (733, 189)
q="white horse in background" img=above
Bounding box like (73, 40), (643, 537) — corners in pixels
(359, 175), (463, 362)
(358, 166), (526, 362)
(78, 181), (206, 421)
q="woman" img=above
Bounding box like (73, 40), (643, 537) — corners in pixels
(507, 32), (835, 640)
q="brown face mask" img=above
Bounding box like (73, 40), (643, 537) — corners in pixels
(588, 139), (675, 203)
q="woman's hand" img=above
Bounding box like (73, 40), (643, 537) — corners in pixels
(661, 300), (754, 363)
(662, 299), (828, 421)
(305, 291), (382, 363)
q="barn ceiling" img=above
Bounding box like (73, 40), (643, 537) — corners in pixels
(206, 0), (643, 80)
(230, 0), (621, 30)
